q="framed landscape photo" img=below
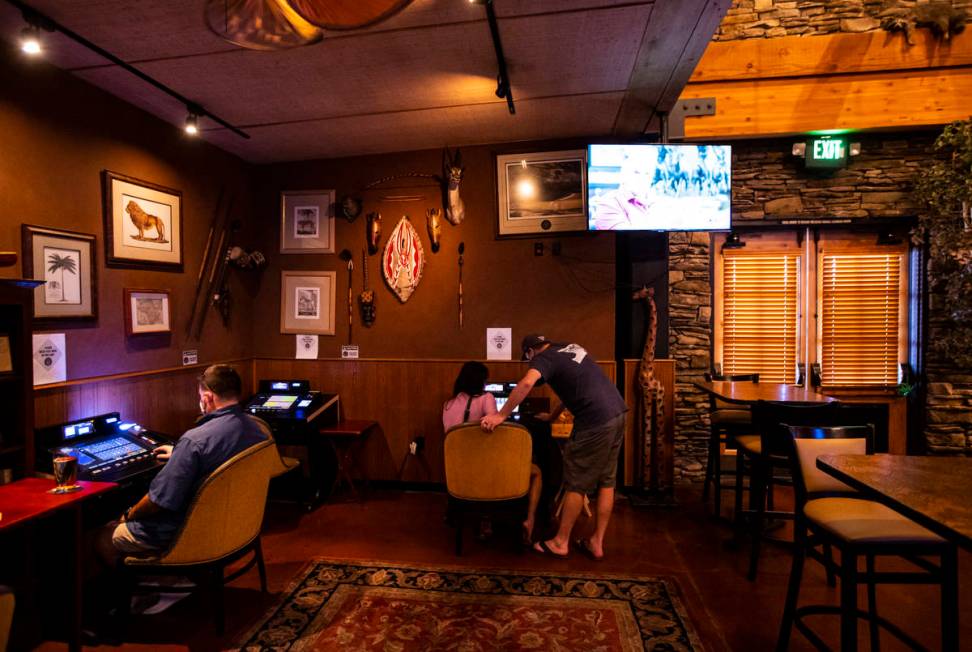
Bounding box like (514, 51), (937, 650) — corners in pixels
(496, 149), (588, 236)
(22, 224), (97, 321)
(280, 271), (336, 335)
(123, 289), (171, 336)
(281, 190), (335, 253)
(103, 170), (183, 271)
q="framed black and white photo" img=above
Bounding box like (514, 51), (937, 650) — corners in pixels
(496, 149), (588, 236)
(280, 271), (336, 334)
(22, 224), (97, 321)
(123, 288), (171, 336)
(281, 190), (335, 253)
(102, 171), (183, 271)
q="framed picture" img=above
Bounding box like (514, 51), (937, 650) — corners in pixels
(280, 271), (336, 335)
(496, 149), (588, 236)
(102, 170), (183, 271)
(280, 190), (335, 253)
(123, 289), (171, 336)
(22, 224), (98, 321)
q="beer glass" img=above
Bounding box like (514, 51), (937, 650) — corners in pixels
(50, 455), (81, 493)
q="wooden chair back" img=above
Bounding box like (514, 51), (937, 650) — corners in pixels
(705, 371), (759, 411)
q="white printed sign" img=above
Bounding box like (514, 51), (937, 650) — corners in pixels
(486, 328), (512, 361)
(33, 333), (67, 385)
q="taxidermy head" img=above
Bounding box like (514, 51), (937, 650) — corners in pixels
(442, 147), (466, 226)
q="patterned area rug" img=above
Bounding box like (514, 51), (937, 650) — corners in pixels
(233, 560), (704, 651)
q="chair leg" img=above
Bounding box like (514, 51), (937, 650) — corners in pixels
(733, 452), (746, 528)
(454, 510), (464, 556)
(212, 567), (225, 635)
(766, 471), (775, 511)
(840, 549), (858, 652)
(255, 538), (268, 594)
(823, 543), (837, 587)
(776, 525), (806, 652)
(702, 429), (714, 503)
(866, 554), (880, 652)
(941, 545), (958, 652)
(713, 437), (723, 519)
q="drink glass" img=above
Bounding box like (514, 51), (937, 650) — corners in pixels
(50, 455), (81, 494)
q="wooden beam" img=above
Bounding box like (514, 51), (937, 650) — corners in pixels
(690, 29), (972, 83)
(680, 66), (972, 138)
(614, 0), (732, 137)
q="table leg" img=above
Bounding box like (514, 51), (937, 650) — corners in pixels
(70, 504), (82, 652)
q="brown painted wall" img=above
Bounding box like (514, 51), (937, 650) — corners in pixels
(251, 144), (617, 361)
(0, 55), (256, 380)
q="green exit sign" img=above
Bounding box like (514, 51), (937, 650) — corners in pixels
(806, 137), (848, 169)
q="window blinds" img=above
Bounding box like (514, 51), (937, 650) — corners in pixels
(722, 253), (800, 383)
(819, 253), (902, 386)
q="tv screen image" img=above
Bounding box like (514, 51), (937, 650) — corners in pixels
(588, 144), (731, 231)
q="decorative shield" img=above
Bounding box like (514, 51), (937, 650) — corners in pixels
(382, 216), (425, 303)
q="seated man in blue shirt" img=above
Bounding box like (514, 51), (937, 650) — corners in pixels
(99, 364), (267, 564)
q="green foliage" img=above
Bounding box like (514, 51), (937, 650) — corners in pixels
(912, 118), (972, 366)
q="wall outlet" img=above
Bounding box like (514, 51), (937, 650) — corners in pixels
(534, 242), (544, 256)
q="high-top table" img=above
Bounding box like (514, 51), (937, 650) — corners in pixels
(694, 380), (836, 405)
(0, 478), (118, 651)
(817, 454), (972, 551)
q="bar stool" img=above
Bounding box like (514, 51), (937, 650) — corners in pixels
(777, 424), (958, 652)
(702, 371), (758, 518)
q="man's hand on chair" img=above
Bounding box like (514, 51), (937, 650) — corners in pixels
(480, 414), (505, 432)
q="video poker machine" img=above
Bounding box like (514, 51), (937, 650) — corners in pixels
(244, 379), (339, 437)
(35, 412), (172, 484)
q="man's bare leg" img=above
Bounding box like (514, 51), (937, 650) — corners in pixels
(522, 465), (542, 542)
(581, 487), (614, 559)
(536, 490), (583, 556)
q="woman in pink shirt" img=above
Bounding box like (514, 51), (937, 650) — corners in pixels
(442, 361), (498, 431)
(443, 361), (542, 544)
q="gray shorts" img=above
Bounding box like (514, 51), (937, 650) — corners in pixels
(562, 412), (626, 494)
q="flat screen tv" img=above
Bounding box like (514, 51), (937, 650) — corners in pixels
(587, 144), (731, 231)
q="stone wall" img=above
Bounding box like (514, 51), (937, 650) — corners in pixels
(716, 0), (972, 41)
(667, 131), (942, 480)
(925, 281), (972, 453)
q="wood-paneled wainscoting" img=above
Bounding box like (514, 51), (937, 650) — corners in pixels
(252, 358), (623, 484)
(33, 359), (254, 465)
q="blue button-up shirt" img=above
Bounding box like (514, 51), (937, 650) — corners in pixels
(126, 404), (267, 549)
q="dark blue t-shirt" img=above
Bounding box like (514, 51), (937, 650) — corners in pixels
(529, 343), (626, 429)
(126, 404), (267, 549)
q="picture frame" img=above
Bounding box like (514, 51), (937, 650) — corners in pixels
(22, 224), (98, 321)
(280, 271), (336, 335)
(496, 149), (588, 236)
(123, 289), (172, 336)
(280, 190), (336, 253)
(102, 170), (183, 271)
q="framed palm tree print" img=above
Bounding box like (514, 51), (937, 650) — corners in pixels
(22, 225), (97, 321)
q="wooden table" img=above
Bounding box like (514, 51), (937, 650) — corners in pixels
(694, 380), (836, 405)
(0, 478), (117, 651)
(817, 454), (972, 551)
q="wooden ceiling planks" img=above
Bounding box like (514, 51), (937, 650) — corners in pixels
(681, 29), (972, 139)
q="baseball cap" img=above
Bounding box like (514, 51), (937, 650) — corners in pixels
(521, 334), (547, 360)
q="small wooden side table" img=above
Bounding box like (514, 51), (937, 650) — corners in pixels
(318, 420), (377, 499)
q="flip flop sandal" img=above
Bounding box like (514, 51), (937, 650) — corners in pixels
(532, 540), (569, 559)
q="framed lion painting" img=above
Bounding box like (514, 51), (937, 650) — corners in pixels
(102, 170), (183, 271)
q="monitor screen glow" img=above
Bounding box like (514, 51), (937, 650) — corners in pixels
(588, 144), (731, 231)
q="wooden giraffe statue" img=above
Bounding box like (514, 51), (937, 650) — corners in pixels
(633, 286), (666, 492)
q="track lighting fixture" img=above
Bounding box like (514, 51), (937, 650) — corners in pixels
(184, 112), (199, 136)
(20, 24), (42, 55)
(4, 0), (249, 140)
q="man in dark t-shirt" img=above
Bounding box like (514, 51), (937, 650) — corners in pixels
(481, 334), (626, 560)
